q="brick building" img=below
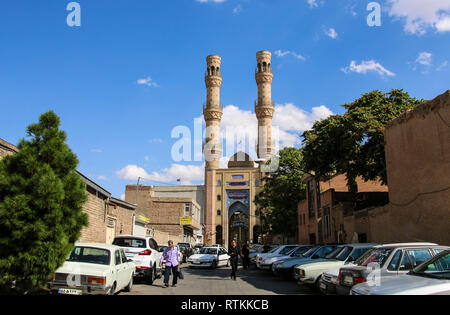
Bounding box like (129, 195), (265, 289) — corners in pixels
(0, 138), (136, 244)
(125, 185), (202, 245)
(299, 90), (450, 246)
(298, 173), (389, 244)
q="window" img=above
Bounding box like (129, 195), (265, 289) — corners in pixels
(217, 195), (221, 201)
(217, 180), (222, 186)
(149, 239), (158, 250)
(115, 250), (122, 265)
(387, 250), (402, 271)
(399, 252), (413, 271)
(113, 237), (146, 248)
(217, 210), (221, 216)
(255, 180), (259, 187)
(323, 207), (331, 239)
(185, 203), (191, 216)
(66, 247), (110, 266)
(406, 249), (433, 268)
(120, 249), (127, 264)
(316, 180), (321, 212)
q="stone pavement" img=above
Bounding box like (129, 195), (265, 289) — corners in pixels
(122, 264), (316, 295)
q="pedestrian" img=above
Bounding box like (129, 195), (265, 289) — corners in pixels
(159, 240), (180, 288)
(228, 239), (242, 280)
(242, 242), (250, 270)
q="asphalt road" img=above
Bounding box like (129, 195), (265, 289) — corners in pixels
(122, 264), (316, 295)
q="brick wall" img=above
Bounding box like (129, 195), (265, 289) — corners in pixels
(79, 188), (108, 243)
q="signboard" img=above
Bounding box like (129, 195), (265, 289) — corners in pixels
(180, 217), (192, 226)
(233, 221), (245, 228)
(137, 215), (150, 224)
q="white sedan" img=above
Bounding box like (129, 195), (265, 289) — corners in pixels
(187, 246), (230, 268)
(48, 243), (135, 295)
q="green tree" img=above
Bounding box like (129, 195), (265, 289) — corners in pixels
(255, 148), (306, 238)
(301, 89), (424, 186)
(0, 111), (88, 294)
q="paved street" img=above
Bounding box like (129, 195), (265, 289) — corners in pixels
(123, 265), (316, 295)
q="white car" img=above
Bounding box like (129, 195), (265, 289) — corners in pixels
(48, 243), (135, 295)
(256, 245), (300, 270)
(351, 250), (450, 295)
(112, 235), (163, 284)
(295, 244), (377, 288)
(188, 246), (230, 268)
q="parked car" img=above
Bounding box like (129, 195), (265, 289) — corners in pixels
(258, 245), (312, 271)
(272, 245), (337, 280)
(351, 250), (450, 295)
(250, 245), (279, 264)
(48, 243), (135, 295)
(187, 246), (230, 268)
(320, 246), (376, 295)
(177, 243), (194, 262)
(295, 243), (378, 290)
(336, 242), (448, 295)
(158, 245), (183, 270)
(256, 245), (300, 270)
(112, 235), (162, 285)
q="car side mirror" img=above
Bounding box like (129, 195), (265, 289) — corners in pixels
(127, 259), (133, 263)
(312, 255), (319, 259)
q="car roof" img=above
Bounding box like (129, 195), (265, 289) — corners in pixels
(113, 234), (153, 240)
(340, 243), (379, 248)
(74, 242), (121, 251)
(374, 242), (439, 248)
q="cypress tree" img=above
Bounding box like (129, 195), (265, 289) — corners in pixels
(0, 111), (88, 294)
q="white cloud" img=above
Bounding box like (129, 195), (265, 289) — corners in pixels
(97, 176), (107, 181)
(387, 0), (450, 34)
(325, 28), (338, 39)
(341, 60), (396, 77)
(116, 164), (204, 185)
(91, 149), (102, 153)
(233, 5), (243, 15)
(137, 76), (160, 87)
(307, 0), (318, 8)
(275, 50), (306, 61)
(415, 52), (433, 66)
(437, 60), (448, 71)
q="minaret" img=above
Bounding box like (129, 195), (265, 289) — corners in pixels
(255, 50), (275, 162)
(203, 55), (223, 245)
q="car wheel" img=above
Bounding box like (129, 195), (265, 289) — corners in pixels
(315, 276), (323, 294)
(124, 276), (133, 292)
(147, 266), (156, 285)
(109, 282), (116, 295)
(211, 261), (217, 269)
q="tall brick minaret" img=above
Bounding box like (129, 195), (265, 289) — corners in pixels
(255, 50), (275, 162)
(203, 55), (223, 245)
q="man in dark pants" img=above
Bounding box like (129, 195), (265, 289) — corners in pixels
(228, 239), (242, 280)
(159, 240), (180, 288)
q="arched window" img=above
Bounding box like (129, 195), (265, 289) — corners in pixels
(216, 225), (223, 245)
(263, 62), (267, 72)
(216, 67), (220, 75)
(211, 66), (215, 75)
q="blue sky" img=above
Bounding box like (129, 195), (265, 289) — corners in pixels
(0, 0), (449, 199)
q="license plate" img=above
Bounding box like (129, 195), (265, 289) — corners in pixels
(344, 276), (353, 285)
(58, 288), (82, 295)
(320, 283), (327, 290)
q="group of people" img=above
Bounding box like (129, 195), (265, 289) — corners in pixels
(159, 239), (252, 287)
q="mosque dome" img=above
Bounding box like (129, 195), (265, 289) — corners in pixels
(227, 152), (255, 169)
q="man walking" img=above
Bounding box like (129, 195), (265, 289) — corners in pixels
(228, 239), (242, 280)
(159, 240), (180, 288)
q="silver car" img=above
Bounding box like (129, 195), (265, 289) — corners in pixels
(351, 250), (450, 295)
(337, 242), (449, 295)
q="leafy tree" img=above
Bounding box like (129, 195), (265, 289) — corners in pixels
(0, 111), (88, 294)
(301, 89), (424, 186)
(255, 148), (306, 238)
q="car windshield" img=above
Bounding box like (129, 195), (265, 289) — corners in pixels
(268, 246), (281, 254)
(66, 247), (110, 266)
(334, 246), (354, 261)
(112, 237), (146, 248)
(280, 246), (297, 255)
(325, 247), (345, 259)
(354, 248), (375, 265)
(301, 246), (320, 258)
(360, 248), (394, 267)
(199, 248), (218, 255)
(411, 252), (450, 280)
(291, 246), (314, 257)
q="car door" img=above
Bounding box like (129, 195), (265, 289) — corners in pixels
(121, 249), (134, 282)
(114, 249), (128, 290)
(218, 248), (229, 266)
